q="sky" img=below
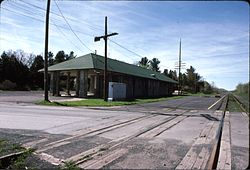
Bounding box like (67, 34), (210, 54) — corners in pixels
(0, 0), (249, 91)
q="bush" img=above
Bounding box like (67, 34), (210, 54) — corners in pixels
(0, 80), (17, 90)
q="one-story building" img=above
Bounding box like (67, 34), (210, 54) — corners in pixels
(46, 53), (178, 99)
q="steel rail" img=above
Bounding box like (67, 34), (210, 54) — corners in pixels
(206, 94), (229, 169)
(232, 94), (249, 116)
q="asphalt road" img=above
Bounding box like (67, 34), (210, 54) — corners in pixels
(0, 91), (248, 169)
(98, 96), (221, 113)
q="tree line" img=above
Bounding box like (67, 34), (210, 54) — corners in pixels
(0, 49), (218, 94)
(0, 50), (76, 90)
(136, 56), (218, 94)
(234, 82), (249, 96)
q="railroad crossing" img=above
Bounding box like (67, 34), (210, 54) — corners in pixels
(0, 92), (248, 169)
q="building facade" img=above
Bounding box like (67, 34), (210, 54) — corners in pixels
(46, 53), (178, 99)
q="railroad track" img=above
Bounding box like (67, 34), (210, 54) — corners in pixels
(70, 96), (232, 169)
(12, 109), (190, 167)
(192, 92), (248, 169)
(176, 94), (229, 169)
(231, 94), (249, 117)
(1, 94), (241, 169)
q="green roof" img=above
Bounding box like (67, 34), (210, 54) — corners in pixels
(47, 53), (178, 84)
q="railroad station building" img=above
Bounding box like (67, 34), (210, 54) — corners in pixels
(46, 53), (178, 99)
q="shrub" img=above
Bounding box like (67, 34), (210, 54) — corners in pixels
(0, 80), (17, 90)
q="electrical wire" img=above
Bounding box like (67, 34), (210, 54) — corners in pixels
(11, 0), (98, 37)
(2, 7), (45, 23)
(53, 0), (93, 52)
(2, 7), (86, 54)
(109, 39), (143, 59)
(51, 20), (85, 53)
(2, 6), (84, 36)
(19, 0), (104, 32)
(7, 1), (45, 20)
(3, 1), (149, 62)
(17, 0), (147, 59)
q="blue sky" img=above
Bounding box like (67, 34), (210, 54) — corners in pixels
(0, 1), (249, 90)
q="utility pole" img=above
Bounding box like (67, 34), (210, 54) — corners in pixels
(0, 0), (4, 52)
(94, 16), (118, 101)
(44, 0), (51, 101)
(178, 38), (181, 95)
(104, 16), (108, 102)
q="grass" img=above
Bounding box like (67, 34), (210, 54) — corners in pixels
(0, 139), (71, 169)
(185, 92), (218, 97)
(38, 96), (185, 107)
(227, 95), (242, 112)
(0, 139), (34, 169)
(60, 161), (80, 170)
(10, 148), (34, 169)
(0, 139), (25, 157)
(234, 92), (249, 113)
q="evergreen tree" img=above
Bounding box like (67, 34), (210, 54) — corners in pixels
(149, 58), (160, 72)
(30, 55), (44, 89)
(48, 51), (54, 66)
(55, 50), (65, 64)
(138, 57), (149, 68)
(65, 51), (76, 61)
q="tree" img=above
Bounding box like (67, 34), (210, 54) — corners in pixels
(48, 51), (54, 66)
(203, 81), (213, 94)
(0, 50), (30, 90)
(149, 58), (160, 72)
(138, 57), (149, 68)
(185, 66), (201, 93)
(55, 50), (65, 64)
(0, 51), (7, 82)
(163, 69), (168, 76)
(30, 55), (44, 89)
(236, 82), (249, 95)
(65, 51), (76, 61)
(30, 55), (44, 72)
(168, 70), (178, 81)
(26, 53), (36, 68)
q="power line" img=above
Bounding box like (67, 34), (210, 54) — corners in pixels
(19, 0), (104, 32)
(2, 7), (45, 23)
(109, 39), (143, 59)
(7, 1), (45, 19)
(3, 6), (149, 62)
(11, 0), (95, 37)
(2, 7), (86, 54)
(3, 2), (148, 61)
(53, 0), (93, 52)
(51, 20), (85, 53)
(108, 43), (138, 62)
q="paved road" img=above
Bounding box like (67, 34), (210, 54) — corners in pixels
(0, 91), (248, 169)
(0, 91), (220, 109)
(0, 91), (78, 104)
(97, 96), (221, 113)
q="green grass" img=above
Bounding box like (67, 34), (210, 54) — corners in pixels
(234, 93), (249, 113)
(38, 96), (185, 107)
(10, 148), (34, 170)
(0, 140), (34, 169)
(185, 92), (217, 97)
(227, 95), (242, 112)
(60, 161), (80, 170)
(0, 139), (25, 157)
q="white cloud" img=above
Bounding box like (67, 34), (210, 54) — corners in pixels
(1, 1), (248, 90)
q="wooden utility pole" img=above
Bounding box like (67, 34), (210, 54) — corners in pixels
(44, 0), (51, 101)
(178, 38), (182, 95)
(104, 16), (108, 101)
(0, 0), (4, 52)
(94, 16), (118, 101)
